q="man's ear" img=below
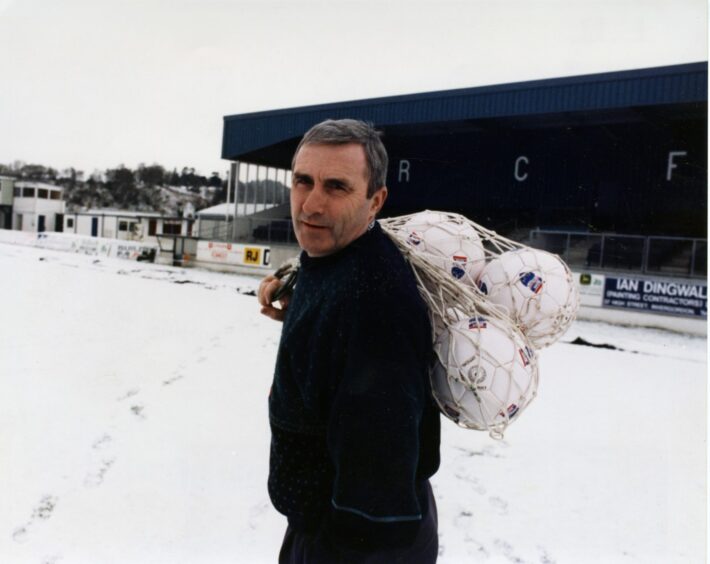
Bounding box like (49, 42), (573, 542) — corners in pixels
(369, 186), (388, 218)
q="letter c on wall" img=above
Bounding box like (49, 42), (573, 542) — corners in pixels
(514, 156), (529, 182)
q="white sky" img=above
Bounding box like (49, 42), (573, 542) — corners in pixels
(0, 0), (706, 177)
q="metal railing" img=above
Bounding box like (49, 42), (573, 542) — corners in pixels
(198, 220), (233, 242)
(528, 229), (707, 279)
(198, 217), (296, 246)
(197, 219), (707, 279)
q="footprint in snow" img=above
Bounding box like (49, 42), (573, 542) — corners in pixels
(463, 534), (490, 559)
(453, 471), (486, 495)
(488, 496), (509, 515)
(92, 434), (112, 450)
(163, 373), (185, 386)
(248, 501), (270, 530)
(117, 388), (140, 402)
(85, 434), (116, 487)
(537, 545), (557, 564)
(31, 495), (57, 520)
(11, 526), (28, 543)
(453, 510), (474, 529)
(11, 495), (58, 543)
(493, 538), (526, 563)
(84, 458), (116, 488)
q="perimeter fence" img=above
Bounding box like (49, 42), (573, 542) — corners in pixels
(528, 229), (707, 279)
(195, 218), (707, 280)
(197, 217), (295, 245)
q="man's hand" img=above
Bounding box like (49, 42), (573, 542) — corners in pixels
(258, 275), (290, 322)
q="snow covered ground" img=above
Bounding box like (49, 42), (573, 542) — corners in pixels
(1, 242), (706, 564)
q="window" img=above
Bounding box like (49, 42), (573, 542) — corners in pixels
(14, 187), (20, 197)
(119, 220), (138, 232)
(22, 187), (35, 198)
(50, 191), (61, 200)
(38, 189), (49, 199)
(67, 218), (74, 228)
(162, 221), (182, 235)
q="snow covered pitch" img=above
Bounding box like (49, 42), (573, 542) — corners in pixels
(1, 243), (706, 563)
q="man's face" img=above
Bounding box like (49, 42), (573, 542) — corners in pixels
(290, 143), (387, 257)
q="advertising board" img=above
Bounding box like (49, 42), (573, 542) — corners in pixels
(603, 276), (707, 318)
(196, 241), (271, 268)
(573, 272), (605, 307)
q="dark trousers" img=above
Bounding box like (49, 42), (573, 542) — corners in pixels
(278, 482), (438, 564)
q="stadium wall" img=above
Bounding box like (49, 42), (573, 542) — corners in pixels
(382, 117), (706, 236)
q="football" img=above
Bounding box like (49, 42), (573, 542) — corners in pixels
(476, 248), (579, 348)
(398, 211), (486, 286)
(431, 315), (538, 433)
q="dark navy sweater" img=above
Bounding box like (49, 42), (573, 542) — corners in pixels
(268, 222), (441, 555)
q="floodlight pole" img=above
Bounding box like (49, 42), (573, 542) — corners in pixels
(230, 161), (239, 241)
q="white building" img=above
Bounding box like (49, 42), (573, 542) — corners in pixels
(0, 177), (196, 247)
(63, 209), (194, 243)
(12, 181), (66, 232)
(0, 176), (14, 229)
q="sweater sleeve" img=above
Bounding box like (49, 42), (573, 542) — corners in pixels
(323, 291), (432, 553)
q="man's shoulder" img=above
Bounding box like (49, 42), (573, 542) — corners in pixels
(347, 224), (425, 307)
(351, 224), (411, 274)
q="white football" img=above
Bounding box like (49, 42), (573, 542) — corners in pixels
(399, 211), (486, 286)
(477, 248), (579, 348)
(431, 315), (538, 434)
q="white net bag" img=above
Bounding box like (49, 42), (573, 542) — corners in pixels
(380, 210), (579, 438)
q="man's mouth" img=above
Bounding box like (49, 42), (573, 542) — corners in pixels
(300, 220), (329, 230)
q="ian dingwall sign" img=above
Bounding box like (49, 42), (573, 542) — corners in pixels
(603, 276), (707, 318)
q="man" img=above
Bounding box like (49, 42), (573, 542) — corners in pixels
(258, 119), (440, 563)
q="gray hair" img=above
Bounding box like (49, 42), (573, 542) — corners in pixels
(292, 119), (388, 198)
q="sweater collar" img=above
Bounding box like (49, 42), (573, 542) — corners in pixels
(300, 221), (381, 270)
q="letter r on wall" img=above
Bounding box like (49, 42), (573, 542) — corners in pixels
(398, 160), (410, 183)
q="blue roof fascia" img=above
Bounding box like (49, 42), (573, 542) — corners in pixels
(222, 62), (707, 159)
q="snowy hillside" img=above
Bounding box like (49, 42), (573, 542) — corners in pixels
(1, 243), (706, 564)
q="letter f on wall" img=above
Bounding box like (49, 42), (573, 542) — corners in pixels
(666, 151), (687, 181)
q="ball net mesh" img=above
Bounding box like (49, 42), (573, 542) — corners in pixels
(380, 211), (578, 438)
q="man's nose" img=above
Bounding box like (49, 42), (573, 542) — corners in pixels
(302, 184), (326, 216)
